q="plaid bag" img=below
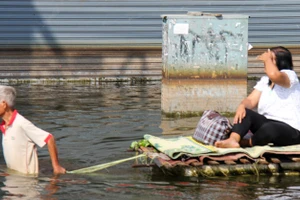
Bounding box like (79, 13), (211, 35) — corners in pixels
(193, 110), (232, 145)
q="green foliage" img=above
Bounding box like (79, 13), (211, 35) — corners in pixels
(130, 139), (151, 151)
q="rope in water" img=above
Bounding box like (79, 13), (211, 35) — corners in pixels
(67, 154), (146, 174)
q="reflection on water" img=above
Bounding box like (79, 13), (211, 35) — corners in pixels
(0, 80), (299, 199)
(1, 174), (42, 199)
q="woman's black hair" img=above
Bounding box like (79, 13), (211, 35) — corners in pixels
(268, 46), (293, 86)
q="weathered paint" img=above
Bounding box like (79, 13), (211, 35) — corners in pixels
(161, 14), (248, 114)
(162, 14), (249, 79)
(161, 79), (247, 114)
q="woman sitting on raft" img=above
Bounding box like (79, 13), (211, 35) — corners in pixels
(215, 46), (300, 148)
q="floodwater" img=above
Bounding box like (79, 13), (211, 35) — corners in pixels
(0, 80), (300, 199)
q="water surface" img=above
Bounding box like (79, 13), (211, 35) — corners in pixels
(0, 80), (300, 200)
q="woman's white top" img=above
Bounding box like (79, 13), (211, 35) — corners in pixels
(254, 69), (300, 131)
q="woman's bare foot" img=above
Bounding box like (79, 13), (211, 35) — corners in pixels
(215, 138), (240, 148)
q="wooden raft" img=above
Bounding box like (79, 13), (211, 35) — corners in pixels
(134, 147), (300, 177)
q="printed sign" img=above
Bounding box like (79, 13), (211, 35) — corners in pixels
(173, 23), (189, 35)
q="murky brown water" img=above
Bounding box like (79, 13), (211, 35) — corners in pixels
(0, 80), (300, 200)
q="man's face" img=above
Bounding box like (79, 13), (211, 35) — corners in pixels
(0, 101), (7, 117)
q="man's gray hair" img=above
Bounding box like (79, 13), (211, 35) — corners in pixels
(0, 85), (16, 108)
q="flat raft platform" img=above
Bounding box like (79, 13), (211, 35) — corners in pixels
(135, 146), (300, 177)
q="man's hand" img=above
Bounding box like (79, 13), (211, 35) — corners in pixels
(53, 165), (66, 175)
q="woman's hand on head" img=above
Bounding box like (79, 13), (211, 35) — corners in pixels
(257, 49), (276, 64)
(258, 49), (291, 88)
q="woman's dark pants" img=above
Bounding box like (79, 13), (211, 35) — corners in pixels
(231, 109), (300, 146)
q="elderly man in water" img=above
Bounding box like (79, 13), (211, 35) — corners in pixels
(0, 85), (66, 175)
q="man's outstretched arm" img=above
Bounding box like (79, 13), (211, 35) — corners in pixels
(47, 135), (66, 175)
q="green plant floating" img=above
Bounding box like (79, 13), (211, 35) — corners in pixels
(130, 139), (151, 150)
